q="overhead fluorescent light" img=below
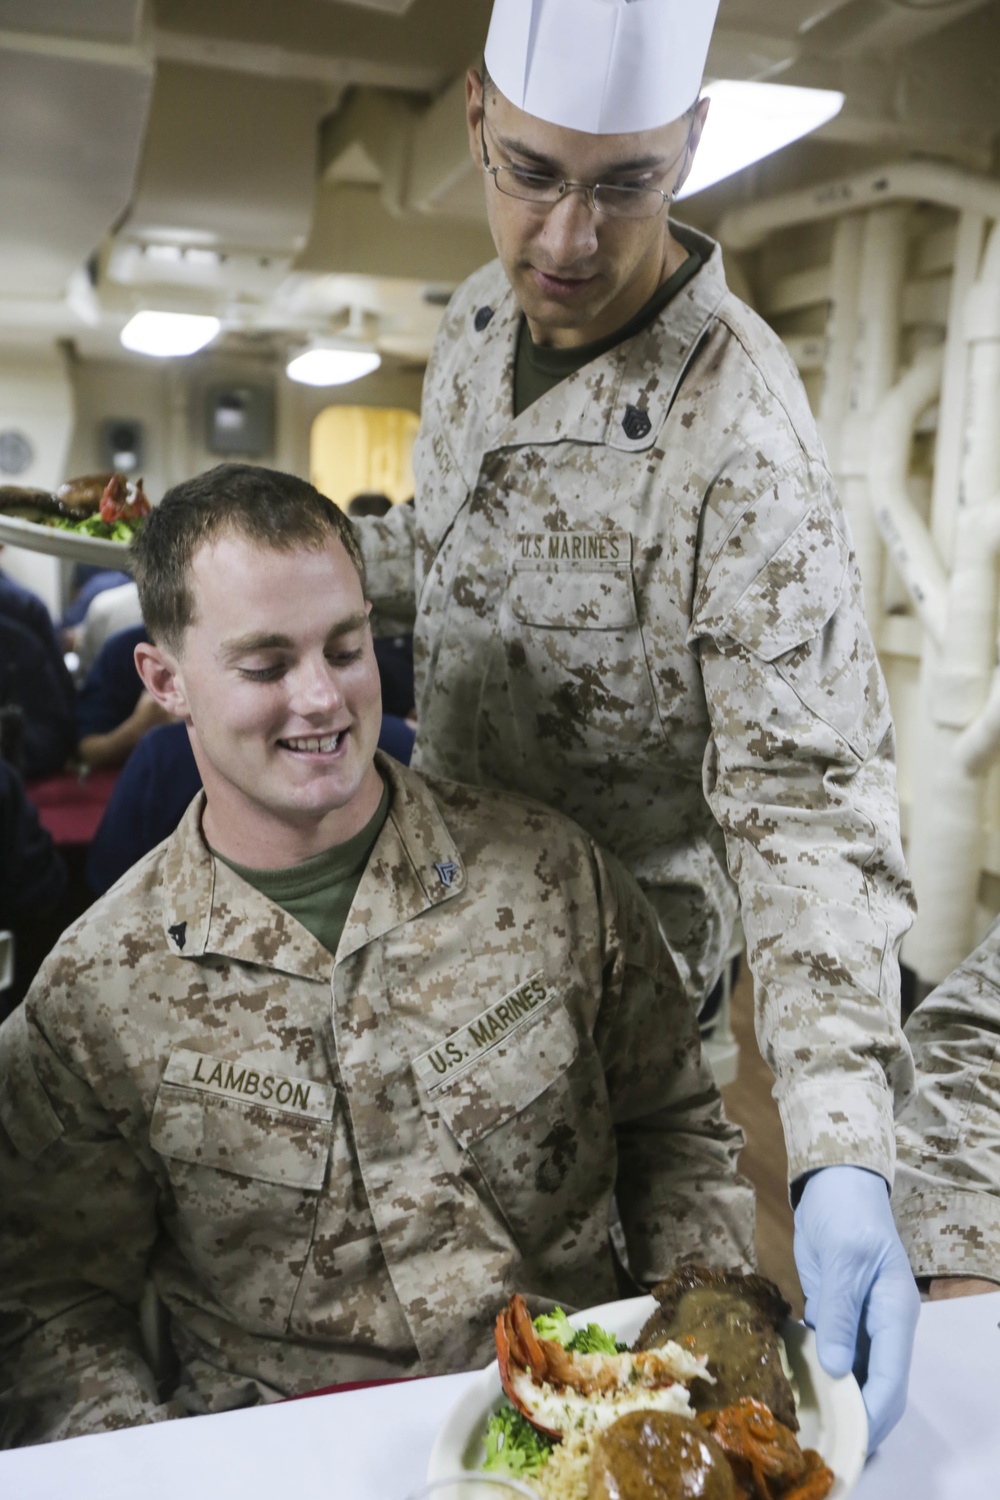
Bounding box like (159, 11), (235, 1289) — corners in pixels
(678, 81), (845, 199)
(285, 346), (381, 387)
(120, 310), (221, 357)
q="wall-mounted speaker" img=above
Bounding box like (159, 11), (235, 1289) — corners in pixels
(100, 419), (144, 473)
(206, 384), (274, 457)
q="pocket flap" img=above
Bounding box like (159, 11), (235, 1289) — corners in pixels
(424, 1001), (579, 1149)
(720, 509), (850, 662)
(510, 542), (637, 631)
(150, 1048), (334, 1191)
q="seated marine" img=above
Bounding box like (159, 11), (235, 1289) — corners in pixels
(0, 463), (753, 1446)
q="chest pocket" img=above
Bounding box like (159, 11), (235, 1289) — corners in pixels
(510, 553), (638, 631)
(149, 1049), (335, 1333)
(498, 538), (660, 764)
(150, 1082), (332, 1190)
(427, 997), (579, 1147)
(425, 1000), (614, 1252)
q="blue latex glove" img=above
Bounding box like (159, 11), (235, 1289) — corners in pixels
(793, 1164), (920, 1453)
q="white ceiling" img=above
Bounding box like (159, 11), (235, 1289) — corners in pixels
(0, 0), (997, 367)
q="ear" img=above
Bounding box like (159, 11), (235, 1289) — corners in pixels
(466, 66), (485, 172)
(672, 95), (710, 197)
(134, 641), (191, 721)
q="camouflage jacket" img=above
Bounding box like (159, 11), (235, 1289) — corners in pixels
(0, 754), (752, 1445)
(894, 921), (1000, 1282)
(356, 225), (916, 1187)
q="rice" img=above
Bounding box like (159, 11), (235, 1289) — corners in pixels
(530, 1430), (592, 1500)
(501, 1345), (704, 1497)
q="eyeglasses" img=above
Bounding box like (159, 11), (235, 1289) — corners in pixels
(480, 110), (690, 221)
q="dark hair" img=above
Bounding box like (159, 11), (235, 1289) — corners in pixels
(346, 490), (393, 519)
(480, 56), (497, 102)
(131, 463), (366, 651)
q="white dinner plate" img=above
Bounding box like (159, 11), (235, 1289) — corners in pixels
(0, 512), (134, 567)
(428, 1294), (867, 1496)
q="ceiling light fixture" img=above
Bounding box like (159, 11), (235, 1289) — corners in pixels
(285, 345), (381, 387)
(120, 310), (221, 357)
(678, 80), (845, 199)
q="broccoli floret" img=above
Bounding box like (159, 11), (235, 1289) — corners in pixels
(483, 1405), (554, 1476)
(532, 1307), (626, 1355)
(531, 1307), (576, 1347)
(566, 1322), (628, 1355)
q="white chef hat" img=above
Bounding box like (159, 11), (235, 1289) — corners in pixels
(484, 0), (720, 135)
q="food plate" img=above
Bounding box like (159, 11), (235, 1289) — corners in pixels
(0, 512), (134, 567)
(428, 1295), (867, 1496)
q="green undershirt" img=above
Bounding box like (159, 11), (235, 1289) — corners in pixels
(514, 246), (703, 416)
(212, 778), (390, 958)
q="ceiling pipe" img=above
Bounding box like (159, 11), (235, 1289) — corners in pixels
(718, 160), (1000, 253)
(867, 346), (948, 644)
(902, 221), (1000, 981)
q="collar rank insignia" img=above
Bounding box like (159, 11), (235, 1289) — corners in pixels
(622, 404), (652, 441)
(474, 305), (494, 331)
(434, 861), (460, 888)
(168, 921), (187, 951)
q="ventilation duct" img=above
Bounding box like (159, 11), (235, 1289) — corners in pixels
(0, 4), (153, 298)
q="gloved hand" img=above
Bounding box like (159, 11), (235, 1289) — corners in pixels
(793, 1164), (920, 1453)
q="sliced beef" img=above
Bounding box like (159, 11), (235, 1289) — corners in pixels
(634, 1267), (798, 1432)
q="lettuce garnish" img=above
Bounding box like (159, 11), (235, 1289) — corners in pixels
(45, 516), (138, 542)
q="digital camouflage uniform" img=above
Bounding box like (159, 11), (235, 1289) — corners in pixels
(0, 754), (753, 1446)
(894, 920), (1000, 1283)
(358, 224), (916, 1189)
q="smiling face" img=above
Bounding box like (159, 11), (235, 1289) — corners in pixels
(136, 530), (384, 868)
(467, 70), (706, 349)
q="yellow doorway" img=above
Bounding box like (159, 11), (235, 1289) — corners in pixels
(310, 405), (419, 511)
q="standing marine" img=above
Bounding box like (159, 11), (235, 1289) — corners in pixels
(355, 0), (919, 1451)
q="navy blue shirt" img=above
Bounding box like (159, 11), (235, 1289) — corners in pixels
(0, 571), (75, 720)
(75, 624), (147, 740)
(61, 569), (132, 629)
(0, 617), (76, 778)
(87, 715), (416, 896)
(0, 760), (66, 924)
(372, 635), (415, 718)
(86, 721), (200, 896)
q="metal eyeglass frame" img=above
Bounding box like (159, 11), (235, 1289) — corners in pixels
(479, 107), (692, 220)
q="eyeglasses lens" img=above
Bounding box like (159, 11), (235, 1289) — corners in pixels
(492, 169), (664, 219)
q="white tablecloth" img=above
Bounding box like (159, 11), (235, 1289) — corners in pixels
(1, 1292), (997, 1499)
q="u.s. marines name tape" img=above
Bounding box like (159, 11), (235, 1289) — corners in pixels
(518, 531), (627, 563)
(412, 970), (553, 1093)
(162, 1047), (335, 1119)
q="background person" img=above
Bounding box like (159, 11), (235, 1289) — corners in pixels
(59, 565), (132, 652)
(893, 922), (1000, 1299)
(0, 616), (76, 780)
(346, 490), (393, 519)
(75, 623), (174, 771)
(0, 463), (753, 1446)
(74, 579), (143, 675)
(0, 550), (77, 778)
(352, 0), (918, 1449)
(0, 760), (67, 1022)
